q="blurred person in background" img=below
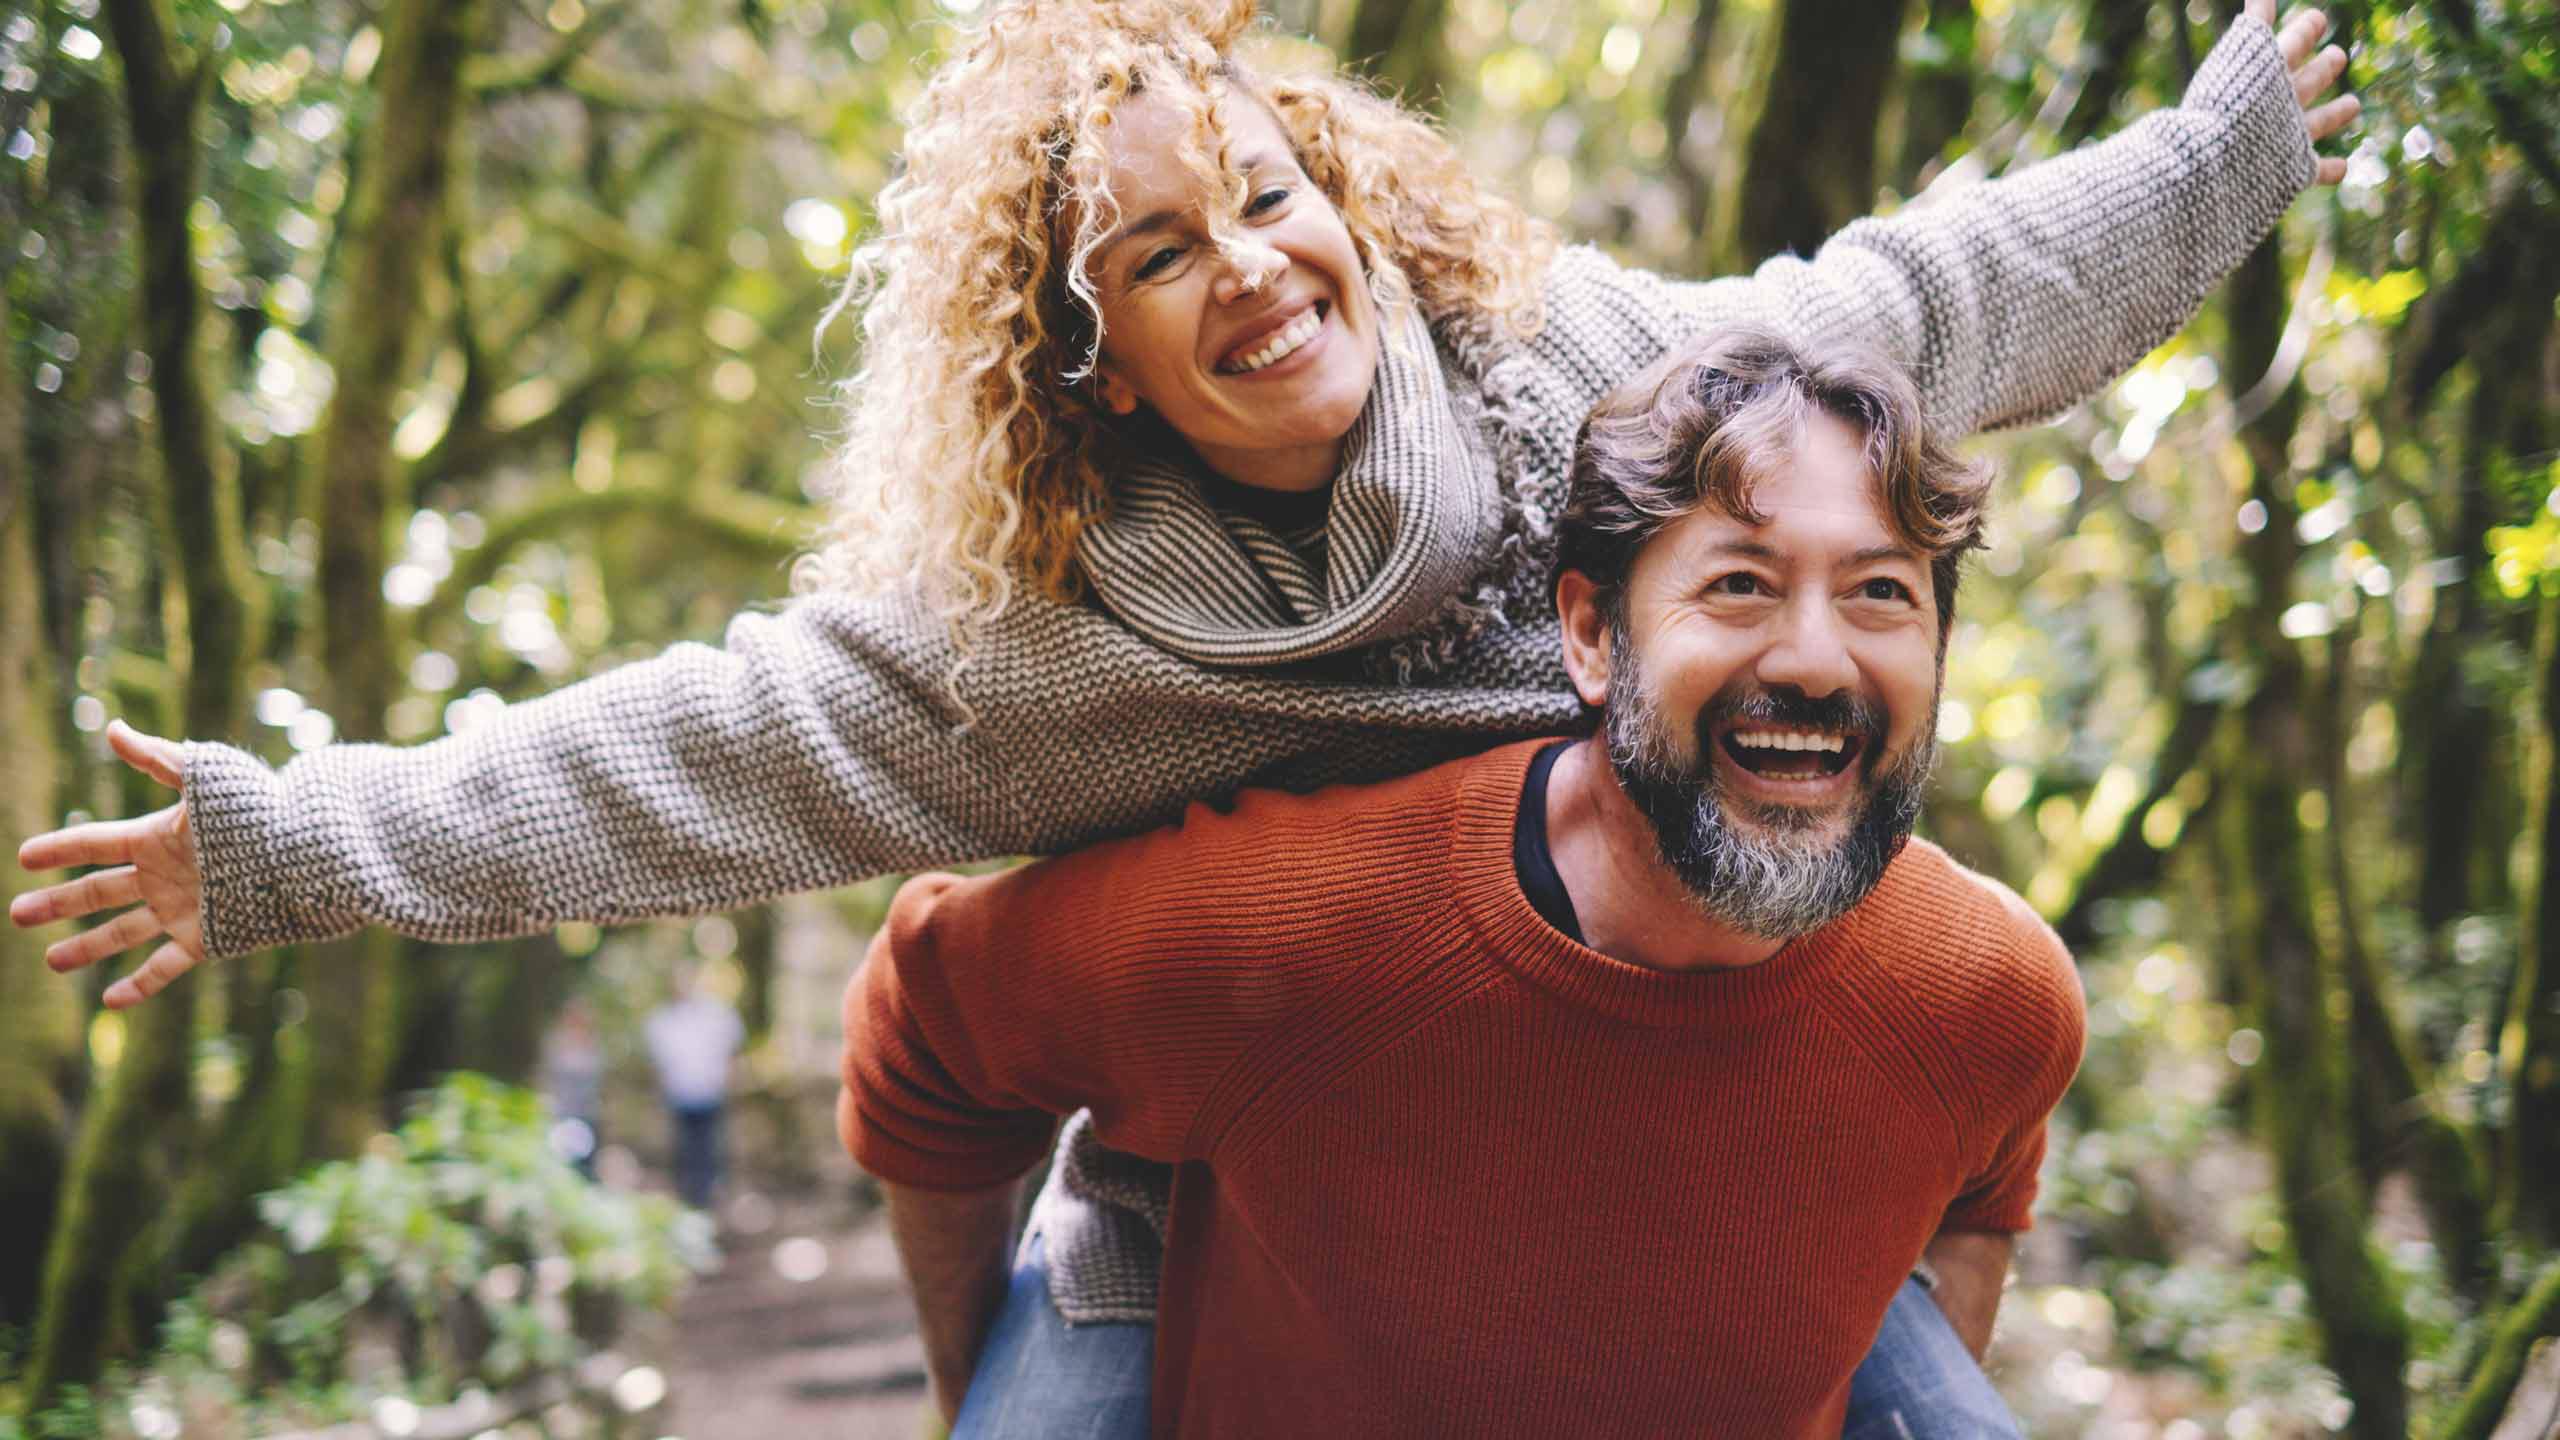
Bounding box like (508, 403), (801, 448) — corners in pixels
(646, 966), (746, 1212)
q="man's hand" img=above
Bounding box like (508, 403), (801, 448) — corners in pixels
(1919, 1230), (2016, 1363)
(12, 719), (207, 1009)
(2256, 3), (2361, 186)
(883, 1176), (1025, 1426)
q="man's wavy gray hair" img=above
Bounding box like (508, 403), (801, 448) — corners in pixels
(1555, 325), (1992, 637)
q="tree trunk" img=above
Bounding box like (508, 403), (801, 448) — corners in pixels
(2059, 0), (2156, 146)
(2316, 630), (2491, 1296)
(1725, 0), (1914, 267)
(25, 0), (259, 1396)
(2512, 590), (2560, 1245)
(2215, 238), (2409, 1439)
(299, 0), (491, 1158)
(1894, 0), (1975, 190)
(1662, 0), (1727, 263)
(0, 291), (83, 1331)
(1341, 0), (1450, 111)
(2399, 190), (2560, 958)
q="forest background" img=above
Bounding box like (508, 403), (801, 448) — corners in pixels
(2, 0), (2558, 1435)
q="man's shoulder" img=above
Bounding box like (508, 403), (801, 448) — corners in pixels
(1850, 838), (2080, 1025)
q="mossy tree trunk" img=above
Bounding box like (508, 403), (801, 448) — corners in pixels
(0, 291), (84, 1332)
(1724, 0), (1914, 268)
(24, 0), (263, 1401)
(2214, 237), (2409, 1438)
(2513, 585), (2560, 1247)
(160, 0), (495, 1287)
(1894, 0), (1976, 190)
(2058, 0), (2157, 146)
(1342, 0), (1451, 111)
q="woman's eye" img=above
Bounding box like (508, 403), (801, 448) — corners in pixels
(1133, 244), (1185, 281)
(1245, 186), (1290, 216)
(1708, 574), (1764, 597)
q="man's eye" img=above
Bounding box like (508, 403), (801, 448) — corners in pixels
(1859, 578), (1914, 603)
(1133, 244), (1185, 281)
(1707, 574), (1764, 597)
(1245, 186), (1291, 216)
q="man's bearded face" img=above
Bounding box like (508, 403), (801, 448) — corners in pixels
(1602, 622), (1937, 939)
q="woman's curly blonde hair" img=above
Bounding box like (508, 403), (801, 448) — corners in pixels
(799, 0), (1555, 633)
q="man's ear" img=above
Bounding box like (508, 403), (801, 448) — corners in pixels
(1554, 569), (1614, 710)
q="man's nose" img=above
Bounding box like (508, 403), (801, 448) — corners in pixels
(1754, 599), (1858, 700)
(1210, 238), (1286, 304)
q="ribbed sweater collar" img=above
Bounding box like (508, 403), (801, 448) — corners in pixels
(1450, 739), (1858, 1030)
(1072, 308), (1542, 674)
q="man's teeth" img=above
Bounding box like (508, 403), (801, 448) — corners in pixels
(1731, 730), (1846, 753)
(1227, 309), (1322, 373)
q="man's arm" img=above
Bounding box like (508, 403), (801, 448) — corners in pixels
(884, 1176), (1025, 1426)
(1919, 1230), (2015, 1363)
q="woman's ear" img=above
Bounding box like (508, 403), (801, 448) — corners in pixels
(1094, 364), (1142, 417)
(1554, 570), (1613, 710)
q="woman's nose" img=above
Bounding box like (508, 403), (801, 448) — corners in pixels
(1211, 239), (1287, 304)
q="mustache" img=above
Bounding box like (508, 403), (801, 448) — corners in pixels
(1694, 686), (1887, 743)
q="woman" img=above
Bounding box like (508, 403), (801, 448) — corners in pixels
(18, 0), (2355, 1431)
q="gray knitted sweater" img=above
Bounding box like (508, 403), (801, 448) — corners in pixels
(184, 19), (2311, 1320)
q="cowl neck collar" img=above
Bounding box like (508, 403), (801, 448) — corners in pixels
(1074, 307), (1538, 672)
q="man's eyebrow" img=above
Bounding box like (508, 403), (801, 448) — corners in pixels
(1697, 539), (1782, 562)
(1689, 539), (1923, 567)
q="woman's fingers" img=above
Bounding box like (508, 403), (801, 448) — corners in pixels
(2313, 154), (2348, 186)
(2293, 42), (2348, 107)
(9, 865), (141, 929)
(17, 807), (175, 873)
(105, 941), (202, 1010)
(2247, 0), (2275, 30)
(107, 719), (187, 790)
(2304, 93), (2362, 145)
(2277, 8), (2329, 70)
(44, 905), (165, 974)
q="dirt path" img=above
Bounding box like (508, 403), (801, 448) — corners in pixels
(653, 1189), (930, 1440)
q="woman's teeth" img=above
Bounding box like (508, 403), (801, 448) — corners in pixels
(1226, 308), (1322, 373)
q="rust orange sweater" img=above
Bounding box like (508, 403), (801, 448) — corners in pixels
(841, 740), (2084, 1438)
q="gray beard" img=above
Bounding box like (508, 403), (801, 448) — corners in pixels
(1602, 628), (1935, 940)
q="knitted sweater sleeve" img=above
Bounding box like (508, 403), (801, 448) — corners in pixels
(840, 802), (1328, 1189)
(1535, 14), (2316, 435)
(184, 579), (1517, 958)
(1939, 907), (2087, 1235)
(183, 592), (1049, 958)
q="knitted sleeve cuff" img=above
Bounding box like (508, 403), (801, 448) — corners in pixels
(186, 738), (365, 959)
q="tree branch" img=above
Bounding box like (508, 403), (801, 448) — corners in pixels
(414, 480), (816, 631)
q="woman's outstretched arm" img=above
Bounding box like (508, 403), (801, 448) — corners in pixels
(1550, 3), (2357, 437)
(14, 584), (1579, 1002)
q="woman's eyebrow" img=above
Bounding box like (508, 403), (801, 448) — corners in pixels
(1099, 208), (1185, 262)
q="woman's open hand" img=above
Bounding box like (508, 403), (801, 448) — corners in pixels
(2257, 4), (2360, 186)
(12, 720), (207, 1009)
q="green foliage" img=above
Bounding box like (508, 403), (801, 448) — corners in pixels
(14, 1076), (710, 1440)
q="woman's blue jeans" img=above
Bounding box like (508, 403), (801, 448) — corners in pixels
(952, 1235), (2023, 1439)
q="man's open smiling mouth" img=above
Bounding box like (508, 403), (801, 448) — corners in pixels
(1719, 727), (1864, 781)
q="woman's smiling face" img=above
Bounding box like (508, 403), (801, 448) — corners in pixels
(1083, 87), (1382, 494)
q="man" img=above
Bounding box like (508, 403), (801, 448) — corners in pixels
(841, 327), (2084, 1437)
